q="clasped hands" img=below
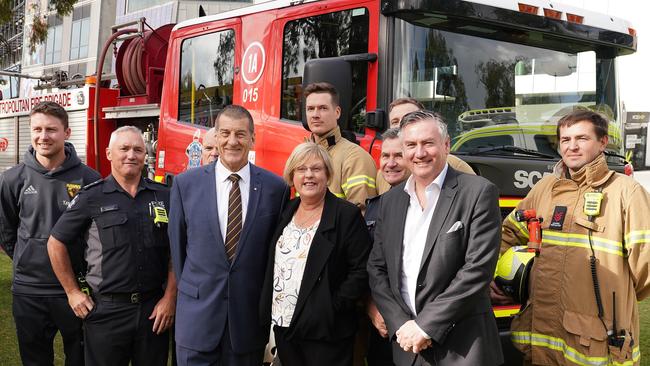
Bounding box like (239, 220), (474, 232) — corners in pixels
(396, 320), (432, 354)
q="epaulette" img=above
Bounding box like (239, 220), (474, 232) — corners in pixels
(81, 179), (104, 191)
(144, 177), (169, 188)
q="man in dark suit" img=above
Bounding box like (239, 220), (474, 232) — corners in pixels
(367, 111), (503, 366)
(168, 105), (290, 365)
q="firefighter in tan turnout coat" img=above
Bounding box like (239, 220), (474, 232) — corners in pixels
(493, 110), (650, 366)
(305, 82), (377, 212)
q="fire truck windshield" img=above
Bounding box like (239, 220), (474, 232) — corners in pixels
(391, 18), (622, 158)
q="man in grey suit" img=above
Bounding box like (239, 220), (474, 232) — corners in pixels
(367, 111), (503, 366)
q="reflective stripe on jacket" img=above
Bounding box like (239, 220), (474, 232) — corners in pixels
(312, 127), (377, 212)
(501, 154), (650, 366)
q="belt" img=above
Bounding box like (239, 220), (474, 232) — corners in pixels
(97, 290), (161, 304)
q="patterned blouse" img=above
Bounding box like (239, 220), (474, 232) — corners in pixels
(271, 217), (320, 327)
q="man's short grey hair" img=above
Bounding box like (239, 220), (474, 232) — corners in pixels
(381, 128), (400, 141)
(108, 126), (144, 148)
(399, 110), (448, 140)
(216, 105), (255, 134)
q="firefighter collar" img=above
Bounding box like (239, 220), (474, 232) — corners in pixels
(312, 126), (342, 149)
(553, 154), (614, 188)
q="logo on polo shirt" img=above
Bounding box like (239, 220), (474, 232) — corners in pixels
(24, 185), (38, 195)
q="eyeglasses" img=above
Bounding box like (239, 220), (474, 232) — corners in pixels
(295, 165), (325, 175)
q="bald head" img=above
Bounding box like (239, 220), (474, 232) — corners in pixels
(201, 127), (219, 165)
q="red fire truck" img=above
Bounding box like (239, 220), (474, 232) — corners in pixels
(0, 0), (637, 362)
(153, 0), (635, 195)
(149, 0), (635, 361)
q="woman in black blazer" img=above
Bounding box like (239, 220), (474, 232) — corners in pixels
(260, 142), (371, 366)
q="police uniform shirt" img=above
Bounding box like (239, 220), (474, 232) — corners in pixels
(51, 175), (170, 295)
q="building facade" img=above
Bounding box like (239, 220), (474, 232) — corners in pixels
(19, 0), (117, 97)
(115, 0), (251, 30)
(0, 0), (24, 100)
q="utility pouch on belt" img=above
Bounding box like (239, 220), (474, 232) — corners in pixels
(608, 329), (634, 362)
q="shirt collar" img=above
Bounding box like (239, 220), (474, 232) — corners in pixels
(216, 158), (250, 184)
(103, 174), (147, 194)
(403, 163), (449, 197)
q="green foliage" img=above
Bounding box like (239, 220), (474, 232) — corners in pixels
(0, 0), (79, 54)
(28, 0), (78, 52)
(0, 0), (13, 24)
(49, 0), (76, 16)
(28, 14), (47, 54)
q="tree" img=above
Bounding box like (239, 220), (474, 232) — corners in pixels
(475, 58), (520, 108)
(0, 0), (78, 53)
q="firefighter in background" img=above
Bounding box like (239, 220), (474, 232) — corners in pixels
(364, 127), (406, 366)
(305, 82), (377, 212)
(0, 101), (101, 366)
(376, 98), (474, 195)
(492, 109), (650, 365)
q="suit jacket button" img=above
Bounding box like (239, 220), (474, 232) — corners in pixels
(417, 283), (424, 288)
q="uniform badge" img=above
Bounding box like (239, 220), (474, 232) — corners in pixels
(66, 183), (81, 198)
(549, 206), (567, 230)
(149, 201), (168, 227)
(185, 129), (203, 170)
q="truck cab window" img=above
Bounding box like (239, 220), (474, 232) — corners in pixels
(178, 29), (235, 127)
(392, 19), (620, 156)
(281, 8), (369, 134)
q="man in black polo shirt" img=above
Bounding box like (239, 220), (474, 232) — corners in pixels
(47, 126), (177, 366)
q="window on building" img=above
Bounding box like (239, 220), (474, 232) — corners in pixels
(126, 0), (249, 13)
(178, 29), (235, 127)
(70, 5), (91, 60)
(45, 16), (63, 64)
(126, 0), (169, 13)
(280, 8), (369, 133)
(68, 63), (87, 79)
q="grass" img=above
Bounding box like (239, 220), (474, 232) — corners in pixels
(0, 254), (649, 365)
(641, 298), (650, 366)
(0, 253), (68, 365)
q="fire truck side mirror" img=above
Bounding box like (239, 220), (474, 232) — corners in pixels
(366, 109), (386, 131)
(302, 58), (353, 131)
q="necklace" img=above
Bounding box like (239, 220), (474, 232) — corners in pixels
(295, 204), (323, 228)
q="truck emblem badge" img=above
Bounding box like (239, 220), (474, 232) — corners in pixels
(185, 129), (203, 170)
(0, 137), (8, 152)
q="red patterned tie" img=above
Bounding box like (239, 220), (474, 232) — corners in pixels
(225, 174), (242, 261)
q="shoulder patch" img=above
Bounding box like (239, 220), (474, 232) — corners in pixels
(68, 194), (80, 209)
(82, 179), (104, 190)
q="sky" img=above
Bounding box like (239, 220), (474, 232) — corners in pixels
(561, 0), (650, 112)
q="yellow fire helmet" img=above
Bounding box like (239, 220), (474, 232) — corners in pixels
(494, 246), (535, 304)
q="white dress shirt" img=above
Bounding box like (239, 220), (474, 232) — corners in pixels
(215, 159), (250, 240)
(401, 163), (449, 318)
